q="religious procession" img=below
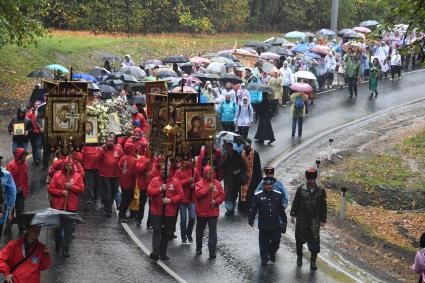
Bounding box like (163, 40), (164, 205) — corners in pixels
(0, 19), (424, 283)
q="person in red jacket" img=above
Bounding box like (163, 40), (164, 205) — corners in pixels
(95, 135), (123, 217)
(118, 142), (137, 222)
(48, 158), (84, 257)
(82, 145), (100, 206)
(135, 147), (153, 227)
(131, 105), (149, 134)
(5, 148), (28, 233)
(0, 225), (51, 283)
(125, 128), (148, 156)
(195, 165), (225, 259)
(147, 160), (183, 261)
(196, 145), (223, 181)
(174, 155), (200, 244)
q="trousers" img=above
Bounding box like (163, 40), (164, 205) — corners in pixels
(179, 203), (195, 241)
(196, 217), (218, 254)
(119, 188), (134, 219)
(151, 215), (172, 256)
(259, 228), (281, 261)
(100, 176), (119, 213)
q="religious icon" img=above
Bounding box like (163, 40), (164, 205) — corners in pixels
(13, 123), (25, 136)
(52, 102), (80, 132)
(85, 117), (98, 144)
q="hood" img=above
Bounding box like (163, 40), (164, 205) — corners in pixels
(16, 107), (26, 118)
(61, 157), (75, 174)
(72, 151), (83, 162)
(134, 127), (142, 135)
(130, 105), (139, 114)
(14, 148), (26, 162)
(123, 141), (136, 156)
(203, 165), (215, 180)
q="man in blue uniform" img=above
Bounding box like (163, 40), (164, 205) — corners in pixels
(249, 176), (287, 266)
(255, 166), (288, 209)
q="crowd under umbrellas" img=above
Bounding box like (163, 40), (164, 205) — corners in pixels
(5, 19), (424, 281)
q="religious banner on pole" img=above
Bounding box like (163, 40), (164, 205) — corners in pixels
(145, 80), (167, 118)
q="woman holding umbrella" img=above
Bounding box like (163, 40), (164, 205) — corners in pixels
(254, 92), (275, 145)
(290, 83), (311, 137)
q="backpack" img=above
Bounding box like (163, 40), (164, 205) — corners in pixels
(294, 95), (304, 110)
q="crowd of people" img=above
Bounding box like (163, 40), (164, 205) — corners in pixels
(0, 26), (424, 282)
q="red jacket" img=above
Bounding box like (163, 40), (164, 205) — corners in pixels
(48, 169), (85, 212)
(82, 146), (100, 170)
(135, 154), (153, 191)
(147, 176), (183, 216)
(194, 166), (225, 217)
(132, 113), (149, 134)
(26, 110), (40, 134)
(0, 238), (50, 283)
(174, 166), (200, 204)
(48, 156), (84, 179)
(196, 146), (223, 181)
(95, 145), (123, 177)
(118, 142), (137, 190)
(6, 148), (29, 197)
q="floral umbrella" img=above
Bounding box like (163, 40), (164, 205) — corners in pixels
(353, 26), (371, 34)
(190, 56), (211, 65)
(259, 52), (281, 60)
(310, 45), (331, 56)
(290, 82), (313, 93)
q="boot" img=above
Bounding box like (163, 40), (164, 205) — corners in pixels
(296, 241), (303, 267)
(310, 252), (318, 270)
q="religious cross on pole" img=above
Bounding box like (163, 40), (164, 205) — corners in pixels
(66, 103), (80, 131)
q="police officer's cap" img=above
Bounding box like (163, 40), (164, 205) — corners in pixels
(264, 166), (274, 175)
(305, 169), (318, 180)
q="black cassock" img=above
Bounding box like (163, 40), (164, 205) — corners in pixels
(254, 98), (275, 142)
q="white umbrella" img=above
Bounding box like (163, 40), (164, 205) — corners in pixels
(206, 62), (226, 75)
(293, 70), (317, 80)
(119, 66), (146, 79)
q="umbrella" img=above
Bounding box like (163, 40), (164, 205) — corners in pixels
(246, 83), (274, 94)
(262, 63), (279, 74)
(244, 40), (272, 49)
(225, 61), (244, 68)
(304, 52), (322, 59)
(353, 26), (371, 34)
(121, 74), (138, 83)
(293, 44), (312, 53)
(89, 67), (110, 77)
(205, 62), (226, 75)
(301, 56), (318, 66)
(360, 20), (379, 27)
(310, 45), (331, 56)
(13, 208), (84, 227)
(119, 66), (146, 79)
(192, 72), (220, 80)
(190, 56), (211, 65)
(239, 47), (258, 55)
(216, 53), (239, 61)
(72, 73), (97, 82)
(102, 55), (121, 62)
(215, 131), (248, 149)
(99, 84), (117, 93)
(282, 42), (296, 48)
(290, 83), (313, 94)
(294, 70), (317, 80)
(284, 31), (307, 39)
(211, 57), (233, 64)
(88, 83), (100, 90)
(260, 52), (281, 60)
(264, 37), (288, 46)
(163, 55), (189, 64)
(317, 29), (336, 37)
(45, 64), (69, 74)
(219, 74), (243, 84)
(171, 86), (197, 93)
(140, 59), (163, 67)
(303, 31), (316, 38)
(27, 69), (54, 79)
(267, 46), (294, 56)
(338, 28), (359, 38)
(154, 68), (178, 79)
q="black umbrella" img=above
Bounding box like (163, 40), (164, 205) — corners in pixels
(27, 69), (54, 79)
(155, 68), (178, 79)
(128, 83), (145, 92)
(216, 53), (239, 61)
(244, 40), (272, 49)
(219, 74), (243, 84)
(89, 67), (110, 77)
(264, 37), (287, 46)
(192, 72), (220, 80)
(13, 208), (84, 227)
(121, 74), (138, 83)
(225, 61), (244, 68)
(163, 55), (189, 64)
(267, 46), (294, 56)
(88, 83), (100, 90)
(247, 83), (274, 94)
(99, 84), (117, 93)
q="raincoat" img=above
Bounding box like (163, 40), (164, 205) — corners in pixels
(6, 148), (29, 197)
(118, 142), (137, 190)
(369, 63), (381, 92)
(95, 145), (123, 178)
(147, 176), (183, 217)
(0, 167), (16, 225)
(411, 248), (425, 283)
(174, 165), (200, 204)
(194, 166), (225, 218)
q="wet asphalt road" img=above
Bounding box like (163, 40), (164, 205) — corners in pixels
(0, 69), (423, 282)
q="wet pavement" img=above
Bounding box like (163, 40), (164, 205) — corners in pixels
(0, 69), (423, 282)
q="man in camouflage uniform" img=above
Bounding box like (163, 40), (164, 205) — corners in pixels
(290, 169), (327, 270)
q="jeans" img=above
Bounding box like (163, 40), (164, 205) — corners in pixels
(238, 126), (249, 139)
(12, 141), (28, 154)
(346, 76), (358, 96)
(391, 65), (401, 79)
(224, 180), (239, 212)
(196, 217), (218, 254)
(259, 228), (281, 261)
(29, 134), (42, 162)
(100, 176), (119, 214)
(179, 203), (195, 241)
(85, 169), (99, 203)
(292, 116), (304, 137)
(55, 217), (74, 253)
(151, 215), (172, 257)
(221, 121), (235, 132)
(119, 188), (134, 219)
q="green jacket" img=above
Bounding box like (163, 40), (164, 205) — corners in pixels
(343, 54), (361, 78)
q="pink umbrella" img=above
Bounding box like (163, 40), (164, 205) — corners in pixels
(259, 52), (281, 60)
(310, 45), (331, 56)
(290, 83), (313, 94)
(190, 56), (211, 65)
(353, 26), (371, 34)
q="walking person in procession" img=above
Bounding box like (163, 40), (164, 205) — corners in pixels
(255, 167), (288, 209)
(280, 61), (293, 106)
(290, 91), (309, 137)
(343, 47), (361, 98)
(254, 93), (275, 145)
(26, 101), (43, 165)
(195, 166), (225, 258)
(390, 49), (402, 80)
(369, 58), (381, 98)
(268, 71), (283, 115)
(8, 108), (33, 154)
(235, 97), (254, 140)
(118, 142), (137, 223)
(0, 225), (51, 283)
(239, 140), (262, 212)
(219, 94), (238, 133)
(290, 169), (327, 270)
(0, 156), (16, 240)
(175, 154), (200, 244)
(249, 176), (287, 265)
(147, 159), (183, 261)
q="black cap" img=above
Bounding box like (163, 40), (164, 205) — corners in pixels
(263, 177), (276, 185)
(305, 169), (318, 180)
(264, 166), (274, 176)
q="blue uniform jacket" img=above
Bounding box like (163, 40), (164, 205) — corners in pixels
(255, 179), (288, 209)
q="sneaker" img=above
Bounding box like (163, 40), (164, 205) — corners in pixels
(270, 254), (276, 263)
(224, 211), (234, 217)
(297, 257), (302, 267)
(119, 217), (128, 223)
(150, 253), (159, 261)
(187, 235), (193, 243)
(182, 239), (188, 244)
(310, 261), (317, 270)
(160, 255), (170, 261)
(62, 249), (71, 258)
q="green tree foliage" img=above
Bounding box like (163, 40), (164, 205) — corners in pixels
(0, 0), (45, 48)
